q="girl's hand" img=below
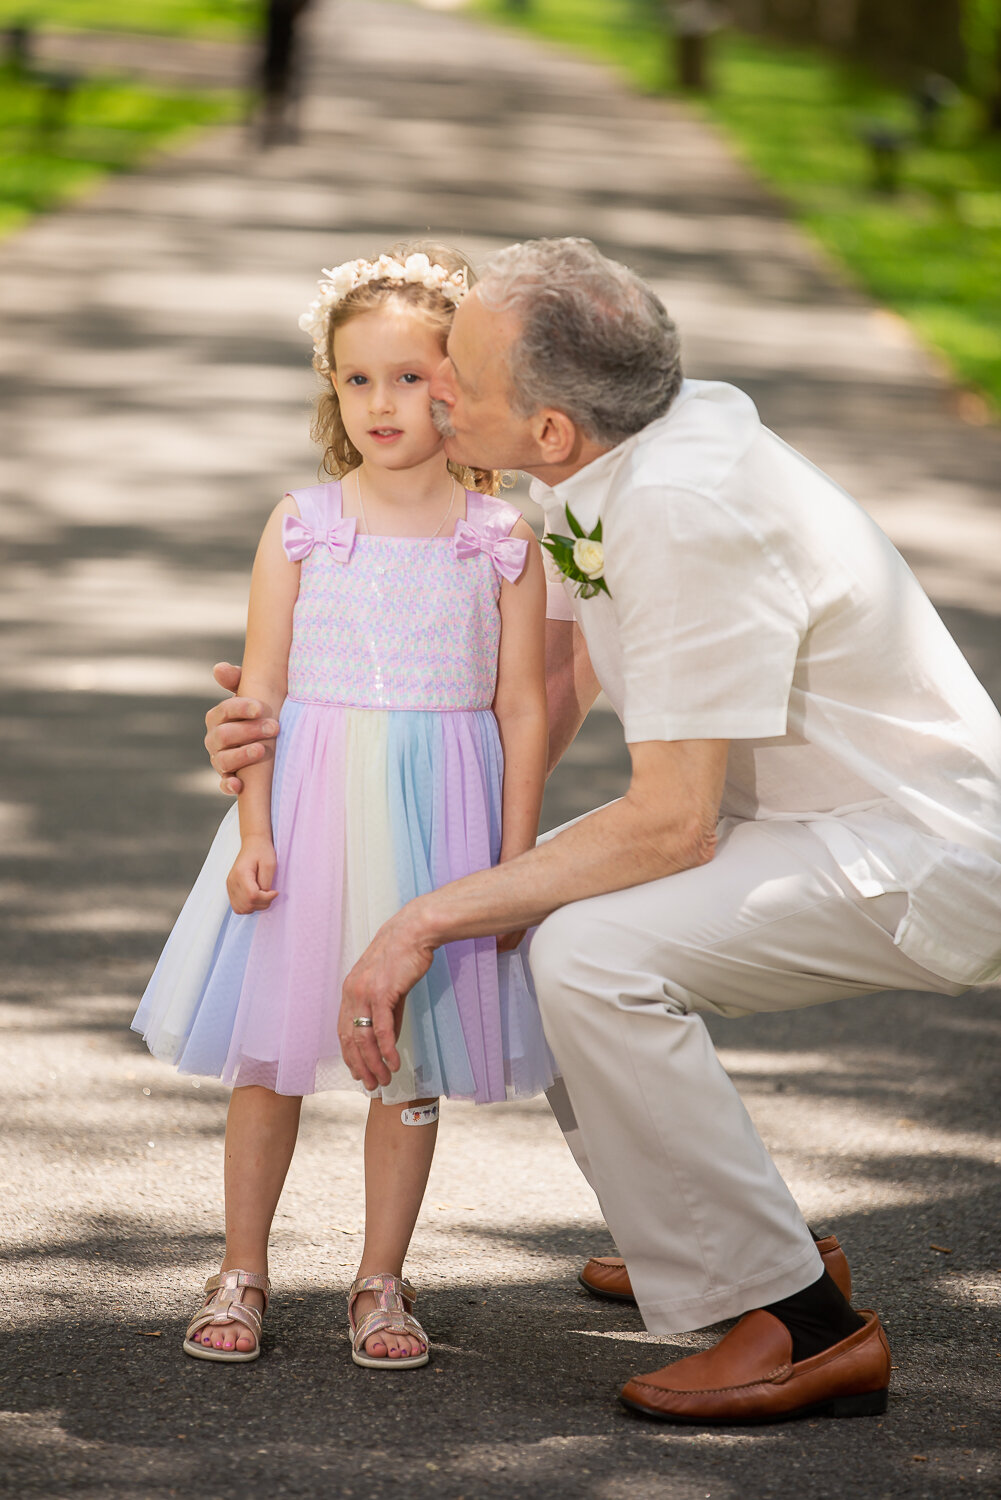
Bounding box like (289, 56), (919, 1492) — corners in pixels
(227, 837), (279, 914)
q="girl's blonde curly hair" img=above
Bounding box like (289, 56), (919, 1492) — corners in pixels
(309, 241), (499, 497)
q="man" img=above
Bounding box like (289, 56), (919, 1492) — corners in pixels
(206, 238), (1001, 1422)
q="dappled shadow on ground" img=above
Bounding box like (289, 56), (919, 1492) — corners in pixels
(0, 1203), (998, 1499)
(3, 2), (1001, 1495)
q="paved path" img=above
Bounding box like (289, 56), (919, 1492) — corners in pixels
(1, 3), (999, 1496)
(33, 26), (253, 88)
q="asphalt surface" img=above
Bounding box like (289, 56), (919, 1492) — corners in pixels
(1, 2), (999, 1496)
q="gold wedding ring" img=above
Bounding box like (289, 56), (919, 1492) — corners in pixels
(352, 1017), (375, 1028)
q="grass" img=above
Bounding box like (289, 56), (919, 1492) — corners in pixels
(472, 0), (1001, 412)
(0, 68), (238, 237)
(0, 1), (253, 39)
(0, 1), (249, 238)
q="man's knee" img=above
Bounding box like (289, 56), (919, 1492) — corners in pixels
(530, 900), (663, 1016)
(531, 898), (705, 1026)
(529, 903), (596, 1013)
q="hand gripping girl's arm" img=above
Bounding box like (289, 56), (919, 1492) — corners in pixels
(225, 498), (300, 914)
(490, 520), (548, 952)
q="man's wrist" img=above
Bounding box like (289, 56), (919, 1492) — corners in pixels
(400, 892), (448, 952)
(498, 842), (531, 864)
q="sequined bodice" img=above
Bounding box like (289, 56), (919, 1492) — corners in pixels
(283, 482), (528, 712)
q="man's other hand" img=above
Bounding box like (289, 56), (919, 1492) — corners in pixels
(338, 908), (436, 1091)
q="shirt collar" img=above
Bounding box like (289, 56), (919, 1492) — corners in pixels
(528, 382), (701, 533)
(529, 438), (632, 535)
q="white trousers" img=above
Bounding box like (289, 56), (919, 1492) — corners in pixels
(530, 815), (964, 1336)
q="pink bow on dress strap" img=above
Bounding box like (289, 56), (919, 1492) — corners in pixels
(282, 513), (357, 564)
(452, 517), (529, 583)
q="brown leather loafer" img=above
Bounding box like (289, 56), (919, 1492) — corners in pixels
(579, 1233), (852, 1305)
(619, 1308), (890, 1425)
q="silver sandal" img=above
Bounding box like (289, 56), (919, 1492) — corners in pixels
(348, 1273), (429, 1370)
(183, 1269), (271, 1363)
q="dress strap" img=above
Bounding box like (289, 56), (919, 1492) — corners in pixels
(281, 480), (356, 565)
(453, 490), (530, 583)
(284, 480), (343, 530)
(464, 489), (521, 537)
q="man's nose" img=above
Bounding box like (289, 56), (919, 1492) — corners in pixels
(429, 358), (455, 406)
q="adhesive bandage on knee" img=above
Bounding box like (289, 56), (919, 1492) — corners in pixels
(401, 1102), (439, 1127)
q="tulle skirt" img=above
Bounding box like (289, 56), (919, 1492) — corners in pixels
(132, 699), (556, 1102)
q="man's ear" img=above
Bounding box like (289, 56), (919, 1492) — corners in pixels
(534, 408), (579, 465)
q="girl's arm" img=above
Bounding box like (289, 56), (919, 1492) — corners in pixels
(545, 618), (601, 774)
(226, 497), (301, 914)
(492, 521), (548, 945)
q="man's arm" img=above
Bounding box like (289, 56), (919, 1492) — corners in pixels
(339, 736), (729, 1089)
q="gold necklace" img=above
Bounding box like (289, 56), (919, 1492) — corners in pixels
(355, 470), (457, 538)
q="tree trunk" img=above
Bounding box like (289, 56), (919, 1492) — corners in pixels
(815, 0), (858, 48)
(854, 0), (964, 81)
(989, 20), (1001, 132)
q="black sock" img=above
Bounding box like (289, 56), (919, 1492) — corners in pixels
(764, 1270), (864, 1363)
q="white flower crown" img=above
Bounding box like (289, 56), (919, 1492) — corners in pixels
(298, 252), (470, 372)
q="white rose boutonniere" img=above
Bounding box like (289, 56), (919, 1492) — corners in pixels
(541, 504), (611, 599)
(572, 537), (604, 580)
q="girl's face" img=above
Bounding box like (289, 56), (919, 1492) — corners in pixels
(331, 303), (447, 473)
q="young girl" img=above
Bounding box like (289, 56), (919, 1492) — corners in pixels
(132, 243), (553, 1368)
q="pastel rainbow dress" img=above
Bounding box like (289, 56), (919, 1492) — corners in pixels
(132, 482), (556, 1103)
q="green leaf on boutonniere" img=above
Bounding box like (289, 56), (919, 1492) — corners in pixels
(541, 503), (611, 600)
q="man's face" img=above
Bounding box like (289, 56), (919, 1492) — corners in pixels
(429, 290), (542, 473)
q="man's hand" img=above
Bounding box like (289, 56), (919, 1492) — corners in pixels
(226, 836), (279, 914)
(338, 906), (437, 1091)
(204, 662), (280, 795)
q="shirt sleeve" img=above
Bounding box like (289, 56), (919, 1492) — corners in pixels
(606, 485), (809, 744)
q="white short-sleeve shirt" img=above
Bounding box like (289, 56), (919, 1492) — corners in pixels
(533, 380), (1001, 986)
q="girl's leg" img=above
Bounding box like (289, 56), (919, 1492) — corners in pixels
(195, 1084), (302, 1353)
(353, 1096), (439, 1360)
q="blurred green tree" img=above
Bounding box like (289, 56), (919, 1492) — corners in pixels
(963, 0), (1001, 128)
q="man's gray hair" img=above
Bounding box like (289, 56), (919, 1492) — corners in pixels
(477, 238), (682, 446)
